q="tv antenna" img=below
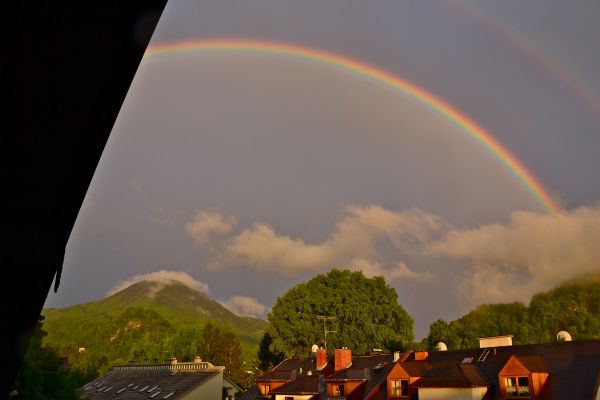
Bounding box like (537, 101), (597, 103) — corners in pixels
(316, 316), (337, 351)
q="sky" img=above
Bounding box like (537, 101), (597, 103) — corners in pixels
(45, 0), (600, 340)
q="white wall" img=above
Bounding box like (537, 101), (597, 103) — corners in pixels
(418, 387), (487, 400)
(274, 394), (315, 400)
(181, 373), (223, 400)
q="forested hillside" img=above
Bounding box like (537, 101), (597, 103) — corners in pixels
(425, 274), (600, 350)
(42, 280), (267, 375)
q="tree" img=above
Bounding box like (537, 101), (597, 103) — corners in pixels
(195, 322), (250, 389)
(268, 269), (414, 357)
(255, 331), (285, 372)
(14, 315), (95, 400)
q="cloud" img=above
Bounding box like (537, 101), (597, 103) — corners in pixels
(350, 258), (433, 283)
(107, 270), (210, 296)
(186, 210), (236, 245)
(428, 204), (600, 305)
(188, 205), (444, 282)
(219, 296), (270, 318)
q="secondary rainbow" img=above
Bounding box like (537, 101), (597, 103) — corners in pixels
(145, 38), (560, 215)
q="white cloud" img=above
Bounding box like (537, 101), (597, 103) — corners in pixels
(186, 210), (236, 245)
(349, 258), (433, 282)
(219, 296), (270, 318)
(106, 270), (210, 296)
(188, 205), (444, 282)
(428, 205), (600, 305)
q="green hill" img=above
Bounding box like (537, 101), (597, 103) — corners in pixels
(424, 274), (600, 350)
(42, 279), (268, 368)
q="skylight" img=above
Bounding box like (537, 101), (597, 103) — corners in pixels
(163, 392), (175, 399)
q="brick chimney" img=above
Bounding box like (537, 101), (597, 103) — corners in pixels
(414, 351), (428, 361)
(316, 348), (327, 370)
(334, 348), (352, 371)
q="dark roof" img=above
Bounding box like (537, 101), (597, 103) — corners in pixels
(350, 354), (396, 400)
(425, 340), (600, 400)
(325, 368), (369, 381)
(399, 361), (433, 377)
(512, 355), (549, 373)
(413, 364), (490, 388)
(78, 364), (221, 400)
(326, 354), (392, 382)
(270, 375), (321, 395)
(257, 370), (298, 382)
(237, 386), (260, 400)
(257, 359), (316, 381)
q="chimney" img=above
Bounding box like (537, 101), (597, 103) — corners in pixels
(167, 357), (178, 365)
(334, 348), (352, 371)
(414, 351), (428, 361)
(194, 356), (202, 363)
(316, 348), (327, 370)
(393, 351), (401, 362)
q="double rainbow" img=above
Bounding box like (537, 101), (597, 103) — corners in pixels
(145, 38), (560, 215)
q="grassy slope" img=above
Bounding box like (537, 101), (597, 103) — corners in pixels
(42, 280), (268, 363)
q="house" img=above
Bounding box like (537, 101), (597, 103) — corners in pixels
(385, 338), (600, 400)
(245, 339), (600, 400)
(243, 347), (396, 400)
(78, 357), (236, 400)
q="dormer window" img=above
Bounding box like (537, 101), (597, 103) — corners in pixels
(391, 379), (408, 397)
(504, 376), (530, 397)
(333, 384), (344, 397)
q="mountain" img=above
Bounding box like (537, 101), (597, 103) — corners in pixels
(42, 279), (268, 366)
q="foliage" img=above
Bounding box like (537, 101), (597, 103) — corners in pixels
(268, 269), (414, 357)
(14, 316), (97, 400)
(195, 322), (252, 389)
(425, 274), (600, 350)
(41, 280), (267, 371)
(255, 331), (285, 373)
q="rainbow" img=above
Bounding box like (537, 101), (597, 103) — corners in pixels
(145, 38), (560, 215)
(449, 0), (600, 123)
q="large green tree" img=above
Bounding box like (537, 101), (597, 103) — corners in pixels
(268, 269), (414, 357)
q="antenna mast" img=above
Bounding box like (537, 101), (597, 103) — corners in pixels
(316, 316), (337, 351)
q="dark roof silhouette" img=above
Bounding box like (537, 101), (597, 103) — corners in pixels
(3, 2), (167, 396)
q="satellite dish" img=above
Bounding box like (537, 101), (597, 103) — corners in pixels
(436, 342), (448, 351)
(556, 331), (572, 342)
(311, 344), (319, 353)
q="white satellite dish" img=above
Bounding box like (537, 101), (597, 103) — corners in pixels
(311, 344), (319, 353)
(556, 331), (572, 342)
(436, 342), (448, 351)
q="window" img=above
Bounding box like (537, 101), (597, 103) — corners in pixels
(263, 385), (270, 395)
(505, 376), (531, 397)
(391, 379), (409, 397)
(333, 384), (345, 397)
